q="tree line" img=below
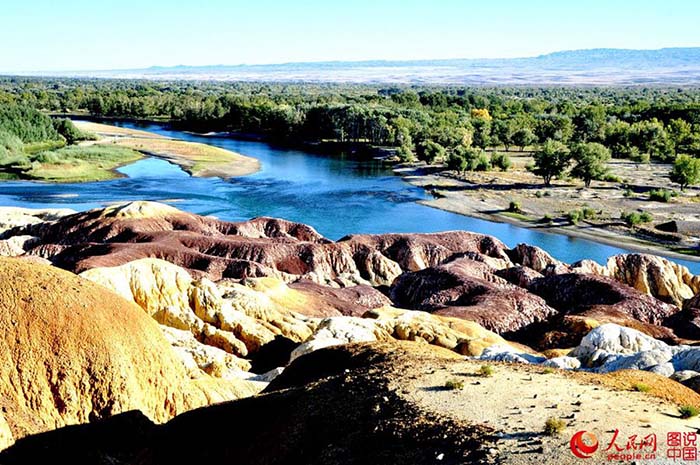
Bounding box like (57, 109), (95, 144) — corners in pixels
(1, 77), (699, 186)
(0, 103), (93, 175)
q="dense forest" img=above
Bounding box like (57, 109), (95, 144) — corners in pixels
(1, 77), (700, 186)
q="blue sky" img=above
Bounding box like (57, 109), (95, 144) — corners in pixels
(1, 0), (699, 72)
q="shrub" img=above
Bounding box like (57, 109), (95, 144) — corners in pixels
(447, 153), (467, 172)
(541, 214), (553, 224)
(622, 211), (653, 226)
(581, 207), (597, 220)
(478, 365), (495, 377)
(543, 367), (555, 374)
(640, 211), (653, 223)
(444, 379), (464, 390)
(535, 191), (543, 198)
(473, 153), (491, 171)
(623, 188), (633, 198)
(670, 154), (700, 190)
(33, 151), (62, 164)
(632, 383), (651, 393)
(679, 405), (700, 419)
(648, 189), (673, 202)
(566, 210), (583, 225)
(544, 417), (566, 436)
(507, 201), (522, 213)
(603, 173), (622, 183)
(491, 152), (512, 171)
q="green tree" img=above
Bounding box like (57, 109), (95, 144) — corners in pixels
(512, 127), (537, 151)
(570, 142), (611, 187)
(630, 119), (673, 161)
(447, 152), (467, 173)
(52, 118), (84, 145)
(667, 119), (694, 154)
(491, 152), (512, 171)
(535, 114), (573, 143)
(491, 119), (516, 151)
(573, 105), (606, 142)
(418, 140), (446, 163)
(531, 139), (571, 186)
(670, 155), (700, 190)
(605, 120), (633, 158)
(471, 117), (491, 149)
(397, 143), (416, 162)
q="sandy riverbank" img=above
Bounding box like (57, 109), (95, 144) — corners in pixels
(74, 121), (261, 178)
(400, 166), (700, 264)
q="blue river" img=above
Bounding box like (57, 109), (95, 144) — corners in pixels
(1, 121), (698, 273)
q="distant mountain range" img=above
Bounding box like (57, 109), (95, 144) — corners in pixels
(16, 48), (700, 85)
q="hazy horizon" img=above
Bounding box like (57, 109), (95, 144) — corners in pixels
(6, 46), (699, 75)
(2, 0), (700, 73)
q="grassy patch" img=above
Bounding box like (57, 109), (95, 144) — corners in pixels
(679, 405), (700, 419)
(544, 417), (566, 436)
(674, 248), (700, 257)
(478, 365), (495, 377)
(23, 139), (65, 155)
(502, 211), (531, 222)
(632, 383), (651, 393)
(622, 211), (653, 226)
(25, 145), (143, 182)
(444, 379), (464, 390)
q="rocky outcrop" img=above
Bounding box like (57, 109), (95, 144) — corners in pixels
(527, 273), (680, 340)
(0, 257), (262, 450)
(0, 235), (38, 257)
(365, 307), (520, 356)
(0, 414), (12, 452)
(0, 206), (74, 234)
(4, 202), (698, 355)
(291, 317), (392, 361)
(672, 294), (700, 338)
(12, 202), (512, 286)
(507, 243), (563, 273)
(390, 257), (557, 337)
(79, 259), (317, 375)
(573, 254), (700, 307)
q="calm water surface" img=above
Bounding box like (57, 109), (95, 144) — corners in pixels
(1, 121), (698, 273)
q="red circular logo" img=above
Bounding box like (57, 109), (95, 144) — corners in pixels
(570, 431), (599, 459)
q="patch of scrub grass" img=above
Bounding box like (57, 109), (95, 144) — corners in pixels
(25, 145), (143, 182)
(566, 209), (583, 225)
(544, 417), (566, 436)
(542, 367), (555, 374)
(632, 383), (651, 393)
(444, 379), (464, 390)
(622, 211), (653, 226)
(478, 365), (495, 377)
(23, 139), (65, 155)
(679, 405), (700, 419)
(648, 189), (677, 203)
(502, 211), (531, 222)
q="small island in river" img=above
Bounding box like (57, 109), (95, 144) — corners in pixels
(74, 121), (260, 179)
